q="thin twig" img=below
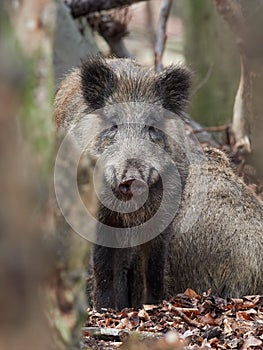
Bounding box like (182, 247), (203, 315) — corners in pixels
(172, 307), (200, 315)
(182, 112), (220, 147)
(168, 304), (204, 329)
(154, 0), (172, 72)
(67, 0), (148, 18)
(192, 124), (230, 134)
(191, 63), (214, 97)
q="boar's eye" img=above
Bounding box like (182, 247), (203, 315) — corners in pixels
(110, 124), (118, 131)
(148, 126), (165, 145)
(107, 124), (118, 138)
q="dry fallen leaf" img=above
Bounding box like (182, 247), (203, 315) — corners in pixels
(138, 309), (151, 321)
(184, 288), (200, 299)
(85, 292), (263, 349)
(241, 335), (263, 349)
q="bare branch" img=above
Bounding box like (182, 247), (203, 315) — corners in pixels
(191, 63), (214, 97)
(154, 0), (172, 72)
(168, 304), (204, 329)
(145, 1), (156, 48)
(67, 0), (148, 18)
(192, 124), (229, 134)
(83, 327), (163, 341)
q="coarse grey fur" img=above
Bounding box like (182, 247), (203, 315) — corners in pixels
(55, 57), (263, 310)
(167, 148), (263, 298)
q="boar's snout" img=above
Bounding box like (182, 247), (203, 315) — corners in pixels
(118, 177), (148, 198)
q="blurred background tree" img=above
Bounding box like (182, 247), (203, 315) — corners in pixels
(214, 0), (263, 176)
(182, 0), (239, 127)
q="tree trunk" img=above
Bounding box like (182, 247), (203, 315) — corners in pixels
(214, 0), (263, 175)
(182, 0), (239, 127)
(52, 1), (100, 348)
(0, 2), (53, 350)
(4, 1), (100, 349)
(54, 0), (100, 86)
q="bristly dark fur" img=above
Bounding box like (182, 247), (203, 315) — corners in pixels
(81, 57), (118, 110)
(80, 58), (191, 116)
(156, 65), (192, 115)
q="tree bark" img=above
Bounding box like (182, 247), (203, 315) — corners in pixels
(214, 0), (263, 174)
(54, 0), (100, 86)
(0, 3), (53, 350)
(5, 1), (100, 349)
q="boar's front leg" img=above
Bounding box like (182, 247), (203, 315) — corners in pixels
(112, 248), (133, 310)
(146, 233), (168, 304)
(93, 245), (130, 310)
(93, 245), (115, 309)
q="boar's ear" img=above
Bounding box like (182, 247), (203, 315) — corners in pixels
(156, 65), (192, 116)
(81, 57), (118, 110)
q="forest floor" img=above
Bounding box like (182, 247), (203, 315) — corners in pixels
(83, 290), (263, 349)
(83, 139), (263, 350)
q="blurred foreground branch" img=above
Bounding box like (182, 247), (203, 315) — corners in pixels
(0, 3), (53, 350)
(3, 1), (100, 349)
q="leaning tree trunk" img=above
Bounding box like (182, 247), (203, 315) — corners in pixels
(214, 0), (263, 176)
(6, 0), (100, 349)
(51, 1), (100, 349)
(182, 0), (239, 127)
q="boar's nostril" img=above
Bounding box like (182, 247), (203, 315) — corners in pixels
(119, 180), (133, 196)
(118, 179), (147, 197)
(131, 179), (148, 197)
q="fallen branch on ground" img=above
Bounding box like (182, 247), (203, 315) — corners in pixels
(168, 304), (204, 329)
(83, 327), (163, 341)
